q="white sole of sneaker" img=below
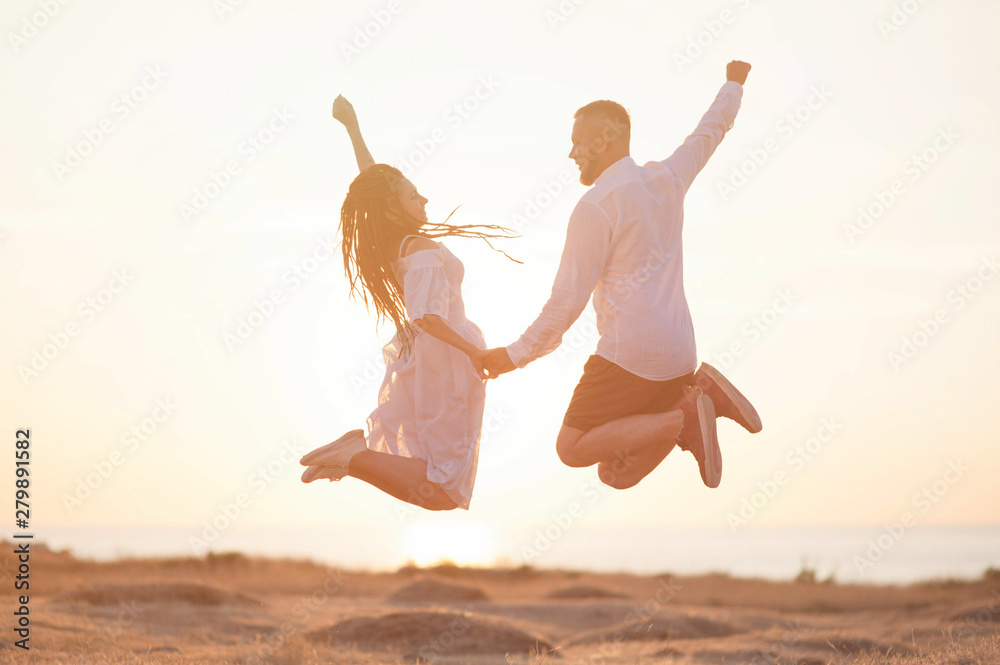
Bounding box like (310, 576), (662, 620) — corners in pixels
(301, 465), (345, 483)
(699, 363), (762, 434)
(697, 394), (721, 489)
(300, 429), (365, 466)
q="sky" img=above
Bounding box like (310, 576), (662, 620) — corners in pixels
(3, 0), (999, 571)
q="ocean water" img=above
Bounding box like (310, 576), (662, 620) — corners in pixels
(39, 523), (1000, 585)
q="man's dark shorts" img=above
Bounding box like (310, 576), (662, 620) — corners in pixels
(562, 355), (695, 432)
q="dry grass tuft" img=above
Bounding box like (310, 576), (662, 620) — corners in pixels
(306, 609), (553, 658)
(55, 582), (262, 607)
(566, 611), (743, 646)
(545, 585), (633, 601)
(386, 577), (490, 604)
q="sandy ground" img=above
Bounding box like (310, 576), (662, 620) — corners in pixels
(1, 542), (998, 664)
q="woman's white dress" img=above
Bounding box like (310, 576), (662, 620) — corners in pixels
(365, 239), (486, 509)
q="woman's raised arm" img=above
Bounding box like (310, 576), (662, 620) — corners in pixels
(332, 95), (375, 172)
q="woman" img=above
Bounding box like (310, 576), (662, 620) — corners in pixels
(299, 96), (510, 511)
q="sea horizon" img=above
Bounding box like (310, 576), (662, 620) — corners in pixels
(33, 523), (1000, 586)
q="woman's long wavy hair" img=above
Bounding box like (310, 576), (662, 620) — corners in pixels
(339, 164), (517, 353)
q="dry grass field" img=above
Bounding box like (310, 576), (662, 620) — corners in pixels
(1, 542), (997, 664)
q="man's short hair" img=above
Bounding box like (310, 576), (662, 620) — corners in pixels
(574, 100), (630, 143)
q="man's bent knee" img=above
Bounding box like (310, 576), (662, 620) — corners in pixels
(598, 461), (641, 490)
(556, 425), (588, 467)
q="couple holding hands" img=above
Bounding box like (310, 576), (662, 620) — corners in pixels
(300, 61), (762, 512)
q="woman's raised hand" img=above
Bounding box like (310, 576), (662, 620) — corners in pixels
(332, 95), (359, 128)
(333, 94), (375, 170)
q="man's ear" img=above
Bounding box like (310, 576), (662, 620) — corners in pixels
(602, 119), (627, 145)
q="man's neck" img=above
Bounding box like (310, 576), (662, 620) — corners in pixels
(594, 151), (630, 181)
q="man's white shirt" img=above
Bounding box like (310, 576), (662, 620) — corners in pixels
(506, 81), (743, 380)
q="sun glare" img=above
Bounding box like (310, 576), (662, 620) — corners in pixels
(401, 520), (498, 567)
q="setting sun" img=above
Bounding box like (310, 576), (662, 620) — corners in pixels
(401, 520), (498, 567)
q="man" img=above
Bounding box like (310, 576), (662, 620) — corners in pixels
(483, 60), (761, 490)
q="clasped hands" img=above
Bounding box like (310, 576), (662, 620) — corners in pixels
(469, 347), (516, 381)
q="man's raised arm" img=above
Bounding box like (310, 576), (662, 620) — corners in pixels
(657, 60), (750, 192)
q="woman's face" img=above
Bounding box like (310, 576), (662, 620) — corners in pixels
(393, 178), (428, 229)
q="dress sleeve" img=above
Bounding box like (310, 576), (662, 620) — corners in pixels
(401, 250), (451, 322)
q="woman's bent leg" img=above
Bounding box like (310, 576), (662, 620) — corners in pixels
(347, 450), (458, 511)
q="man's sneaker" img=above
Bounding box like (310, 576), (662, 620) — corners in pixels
(693, 363), (762, 434)
(300, 429), (367, 467)
(675, 386), (722, 488)
(301, 464), (348, 483)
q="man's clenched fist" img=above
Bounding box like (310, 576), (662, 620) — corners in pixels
(727, 60), (751, 86)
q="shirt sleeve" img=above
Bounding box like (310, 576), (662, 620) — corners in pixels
(506, 201), (612, 368)
(650, 80), (743, 193)
(401, 250), (450, 322)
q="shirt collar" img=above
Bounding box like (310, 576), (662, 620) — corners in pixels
(593, 155), (635, 186)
